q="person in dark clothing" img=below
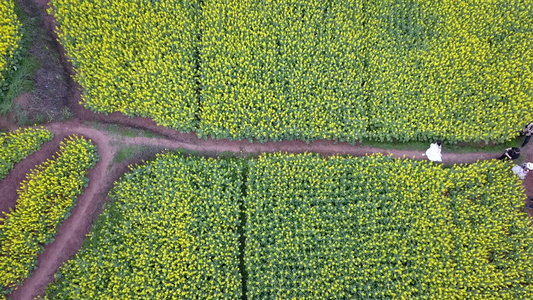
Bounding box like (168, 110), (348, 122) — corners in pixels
(497, 147), (520, 161)
(526, 196), (533, 210)
(522, 121), (533, 147)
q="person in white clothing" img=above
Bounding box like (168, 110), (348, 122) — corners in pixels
(423, 140), (442, 162)
(511, 163), (533, 180)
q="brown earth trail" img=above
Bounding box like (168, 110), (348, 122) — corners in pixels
(0, 136), (59, 217)
(9, 125), (115, 300)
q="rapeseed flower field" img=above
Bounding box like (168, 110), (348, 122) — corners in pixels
(1, 1), (531, 298)
(44, 153), (533, 299)
(245, 153), (533, 299)
(0, 127), (53, 179)
(0, 135), (97, 297)
(364, 0), (533, 143)
(49, 0), (199, 131)
(49, 0), (533, 143)
(45, 153), (243, 299)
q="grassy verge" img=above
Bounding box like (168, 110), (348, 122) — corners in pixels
(113, 145), (160, 164)
(0, 3), (40, 114)
(85, 121), (164, 139)
(359, 137), (522, 154)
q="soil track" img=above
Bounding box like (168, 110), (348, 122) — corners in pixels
(10, 125), (115, 300)
(1, 0), (532, 298)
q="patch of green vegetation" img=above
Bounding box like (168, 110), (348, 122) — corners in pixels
(0, 3), (41, 114)
(13, 106), (30, 126)
(170, 148), (198, 157)
(85, 121), (163, 139)
(113, 145), (158, 163)
(61, 107), (73, 120)
(139, 131), (161, 138)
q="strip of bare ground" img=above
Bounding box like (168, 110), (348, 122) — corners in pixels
(48, 121), (502, 164)
(9, 127), (114, 300)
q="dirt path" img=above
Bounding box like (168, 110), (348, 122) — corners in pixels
(121, 132), (497, 164)
(10, 125), (115, 300)
(52, 120), (501, 163)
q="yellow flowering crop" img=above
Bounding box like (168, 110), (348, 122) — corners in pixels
(0, 0), (22, 90)
(364, 0), (533, 143)
(0, 135), (98, 297)
(199, 0), (368, 142)
(245, 153), (533, 299)
(200, 0), (533, 143)
(44, 152), (533, 299)
(50, 0), (532, 143)
(49, 0), (199, 132)
(45, 153), (243, 299)
(0, 127), (53, 180)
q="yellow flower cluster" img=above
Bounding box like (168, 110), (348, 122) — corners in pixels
(0, 127), (53, 180)
(0, 0), (21, 87)
(45, 153), (243, 299)
(48, 0), (198, 132)
(0, 135), (97, 297)
(245, 153), (533, 299)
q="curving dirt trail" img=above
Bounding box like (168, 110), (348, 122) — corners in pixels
(9, 125), (115, 300)
(0, 137), (59, 218)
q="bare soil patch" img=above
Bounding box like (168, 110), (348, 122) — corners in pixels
(7, 0), (69, 125)
(0, 117), (16, 132)
(12, 92), (34, 110)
